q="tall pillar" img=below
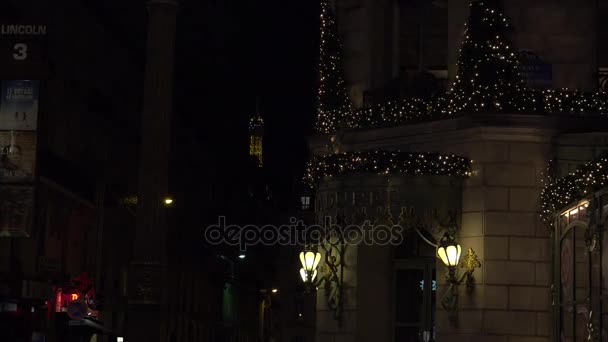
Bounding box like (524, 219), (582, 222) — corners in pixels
(127, 0), (177, 340)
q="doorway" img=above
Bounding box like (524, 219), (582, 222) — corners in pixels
(393, 258), (436, 342)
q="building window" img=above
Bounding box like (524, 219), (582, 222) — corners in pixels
(301, 196), (311, 210)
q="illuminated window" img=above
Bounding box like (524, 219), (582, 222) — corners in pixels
(301, 196), (311, 210)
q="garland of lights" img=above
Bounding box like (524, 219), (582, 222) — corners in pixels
(540, 152), (608, 225)
(334, 90), (608, 129)
(314, 0), (608, 133)
(304, 151), (472, 188)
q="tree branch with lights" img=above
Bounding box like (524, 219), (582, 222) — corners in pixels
(315, 0), (352, 134)
(540, 152), (608, 226)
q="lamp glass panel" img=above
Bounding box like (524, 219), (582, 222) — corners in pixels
(299, 252), (306, 269)
(437, 247), (448, 266)
(446, 245), (461, 267)
(304, 252), (317, 271)
(300, 268), (307, 283)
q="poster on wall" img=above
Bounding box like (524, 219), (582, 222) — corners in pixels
(0, 130), (36, 183)
(0, 185), (34, 237)
(0, 80), (39, 130)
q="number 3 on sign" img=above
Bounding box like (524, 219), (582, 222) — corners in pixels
(13, 43), (28, 60)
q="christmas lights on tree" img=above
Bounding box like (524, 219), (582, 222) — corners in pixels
(540, 152), (608, 225)
(315, 0), (352, 134)
(304, 151), (472, 188)
(448, 0), (531, 113)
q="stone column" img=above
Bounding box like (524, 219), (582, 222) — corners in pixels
(127, 0), (176, 340)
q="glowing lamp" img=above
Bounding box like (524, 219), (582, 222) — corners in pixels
(299, 251), (321, 283)
(437, 233), (461, 268)
(300, 268), (318, 282)
(163, 197), (174, 206)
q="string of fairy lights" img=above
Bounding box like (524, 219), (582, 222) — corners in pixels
(304, 151), (472, 188)
(540, 153), (608, 225)
(314, 0), (608, 133)
(316, 0), (351, 134)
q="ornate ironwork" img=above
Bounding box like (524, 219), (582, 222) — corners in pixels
(599, 67), (608, 93)
(319, 232), (345, 324)
(460, 248), (481, 290)
(554, 189), (608, 341)
(302, 219), (346, 326)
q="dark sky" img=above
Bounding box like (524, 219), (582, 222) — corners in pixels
(174, 0), (319, 205)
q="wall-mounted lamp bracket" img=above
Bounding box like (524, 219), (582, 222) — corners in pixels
(441, 247), (481, 324)
(299, 225), (346, 326)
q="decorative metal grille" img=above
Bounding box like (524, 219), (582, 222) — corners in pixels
(553, 189), (608, 342)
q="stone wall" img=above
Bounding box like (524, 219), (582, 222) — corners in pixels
(336, 0), (408, 107)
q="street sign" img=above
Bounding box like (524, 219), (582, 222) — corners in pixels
(0, 23), (49, 78)
(519, 49), (552, 89)
(66, 300), (88, 321)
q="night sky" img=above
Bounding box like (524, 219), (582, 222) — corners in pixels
(174, 0), (319, 206)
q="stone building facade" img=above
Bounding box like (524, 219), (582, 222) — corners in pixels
(310, 114), (608, 341)
(308, 1), (608, 341)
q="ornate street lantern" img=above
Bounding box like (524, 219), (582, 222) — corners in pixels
(437, 232), (462, 268)
(299, 251), (321, 283)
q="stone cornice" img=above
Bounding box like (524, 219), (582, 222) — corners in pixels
(309, 113), (608, 155)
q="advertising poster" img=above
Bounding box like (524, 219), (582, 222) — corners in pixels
(0, 185), (34, 237)
(0, 80), (39, 130)
(0, 130), (36, 183)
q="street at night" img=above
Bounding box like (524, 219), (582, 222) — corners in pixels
(2, 1), (608, 341)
